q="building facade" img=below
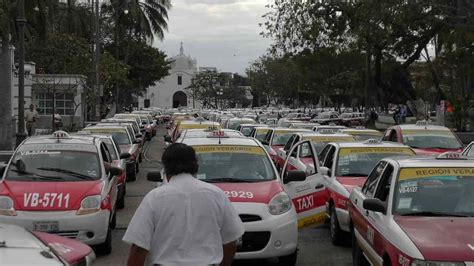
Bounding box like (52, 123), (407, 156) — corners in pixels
(140, 44), (201, 109)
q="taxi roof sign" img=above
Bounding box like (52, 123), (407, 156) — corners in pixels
(52, 130), (71, 139)
(363, 139), (382, 144)
(436, 152), (466, 160)
(319, 129), (337, 134)
(207, 130), (229, 138)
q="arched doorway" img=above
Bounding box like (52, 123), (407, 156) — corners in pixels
(173, 91), (187, 108)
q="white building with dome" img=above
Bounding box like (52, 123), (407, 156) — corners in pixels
(139, 43), (201, 109)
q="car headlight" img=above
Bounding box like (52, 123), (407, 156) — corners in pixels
(0, 196), (16, 216)
(76, 195), (101, 215)
(269, 192), (292, 215)
(411, 260), (465, 266)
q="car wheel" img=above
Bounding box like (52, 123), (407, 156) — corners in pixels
(117, 186), (125, 210)
(94, 225), (112, 255)
(352, 226), (369, 266)
(330, 205), (346, 246)
(110, 211), (117, 229)
(278, 249), (297, 266)
(138, 153), (143, 163)
(127, 164), (137, 182)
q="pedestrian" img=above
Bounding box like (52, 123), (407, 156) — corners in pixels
(25, 104), (39, 136)
(393, 105), (401, 125)
(400, 104), (407, 124)
(123, 143), (244, 266)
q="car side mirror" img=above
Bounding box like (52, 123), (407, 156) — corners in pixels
(133, 138), (142, 144)
(135, 133), (143, 138)
(119, 153), (131, 159)
(163, 135), (172, 143)
(320, 166), (331, 176)
(147, 171), (163, 182)
(109, 166), (122, 177)
(363, 198), (386, 214)
(283, 170), (306, 184)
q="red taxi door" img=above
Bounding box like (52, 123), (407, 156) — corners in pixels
(282, 140), (328, 228)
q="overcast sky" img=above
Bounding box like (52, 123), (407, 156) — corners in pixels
(152, 0), (272, 75)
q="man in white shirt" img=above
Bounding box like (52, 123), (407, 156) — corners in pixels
(123, 143), (244, 266)
(25, 104), (40, 136)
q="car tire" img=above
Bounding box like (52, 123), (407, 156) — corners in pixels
(138, 153), (143, 163)
(278, 249), (297, 266)
(117, 186), (125, 210)
(95, 226), (112, 255)
(330, 205), (346, 246)
(352, 226), (369, 266)
(127, 164), (137, 182)
(110, 211), (117, 229)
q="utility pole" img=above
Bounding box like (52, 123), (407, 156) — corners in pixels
(15, 0), (27, 147)
(94, 0), (101, 120)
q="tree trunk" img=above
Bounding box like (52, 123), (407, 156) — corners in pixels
(0, 43), (13, 150)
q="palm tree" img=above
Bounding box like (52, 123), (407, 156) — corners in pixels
(108, 0), (171, 43)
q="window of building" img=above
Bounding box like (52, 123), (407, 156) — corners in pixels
(36, 92), (75, 115)
(177, 75), (182, 85)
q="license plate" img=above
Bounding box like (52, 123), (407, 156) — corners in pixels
(33, 221), (59, 232)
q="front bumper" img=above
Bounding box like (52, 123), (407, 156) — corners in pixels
(0, 210), (110, 245)
(232, 202), (298, 260)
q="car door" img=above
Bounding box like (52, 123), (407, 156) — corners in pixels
(282, 140), (327, 228)
(279, 135), (299, 169)
(100, 144), (118, 212)
(350, 161), (389, 264)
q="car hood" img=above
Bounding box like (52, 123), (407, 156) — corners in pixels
(212, 180), (283, 204)
(336, 176), (367, 194)
(394, 216), (474, 261)
(0, 181), (103, 211)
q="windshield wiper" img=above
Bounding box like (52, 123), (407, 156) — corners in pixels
(401, 211), (469, 217)
(205, 177), (260, 183)
(10, 169), (63, 181)
(339, 173), (367, 177)
(37, 167), (95, 180)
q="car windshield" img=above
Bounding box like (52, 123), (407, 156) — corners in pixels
(336, 148), (414, 176)
(393, 168), (474, 217)
(402, 131), (462, 149)
(272, 131), (300, 145)
(87, 129), (131, 145)
(6, 150), (101, 181)
(241, 127), (254, 136)
(194, 146), (276, 182)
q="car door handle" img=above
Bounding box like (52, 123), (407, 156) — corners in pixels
(315, 183), (324, 190)
(355, 199), (358, 204)
(365, 210), (369, 216)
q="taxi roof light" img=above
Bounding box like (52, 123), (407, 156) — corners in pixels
(436, 152), (467, 160)
(207, 130), (229, 139)
(51, 130), (71, 139)
(363, 139), (382, 144)
(355, 126), (366, 129)
(415, 120), (436, 127)
(319, 129), (336, 134)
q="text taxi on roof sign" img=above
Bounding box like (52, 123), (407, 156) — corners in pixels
(349, 152), (474, 266)
(0, 131), (122, 255)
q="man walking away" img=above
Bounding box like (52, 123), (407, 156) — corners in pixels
(124, 143), (244, 266)
(25, 104), (39, 136)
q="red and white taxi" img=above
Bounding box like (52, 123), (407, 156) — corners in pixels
(382, 121), (463, 155)
(275, 131), (355, 172)
(0, 131), (120, 255)
(179, 135), (300, 264)
(349, 153), (474, 266)
(0, 223), (95, 265)
(85, 125), (141, 181)
(318, 140), (415, 245)
(261, 128), (311, 163)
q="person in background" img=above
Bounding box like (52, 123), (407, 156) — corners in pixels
(400, 104), (408, 124)
(124, 143), (244, 266)
(25, 104), (40, 136)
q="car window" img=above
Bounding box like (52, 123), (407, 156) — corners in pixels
(318, 144), (331, 163)
(362, 161), (387, 198)
(323, 145), (336, 169)
(284, 135), (296, 151)
(374, 164), (394, 202)
(103, 139), (118, 160)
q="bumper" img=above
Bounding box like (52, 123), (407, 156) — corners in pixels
(232, 202), (298, 260)
(335, 207), (350, 232)
(0, 210), (110, 245)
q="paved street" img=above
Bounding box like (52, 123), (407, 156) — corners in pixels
(95, 127), (352, 266)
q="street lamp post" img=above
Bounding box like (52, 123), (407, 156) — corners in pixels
(15, 0), (27, 147)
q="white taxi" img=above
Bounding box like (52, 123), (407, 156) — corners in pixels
(349, 153), (474, 266)
(0, 131), (121, 255)
(318, 140), (415, 245)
